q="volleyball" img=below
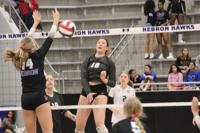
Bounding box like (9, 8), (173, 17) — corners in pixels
(58, 20), (76, 37)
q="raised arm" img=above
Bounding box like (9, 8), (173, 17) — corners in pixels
(34, 9), (60, 58)
(27, 10), (41, 36)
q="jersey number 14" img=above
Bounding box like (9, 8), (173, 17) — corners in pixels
(22, 59), (33, 70)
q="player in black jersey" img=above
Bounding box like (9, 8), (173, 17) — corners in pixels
(167, 0), (186, 43)
(112, 97), (146, 133)
(4, 9), (60, 133)
(154, 0), (174, 59)
(75, 38), (116, 133)
(37, 74), (76, 133)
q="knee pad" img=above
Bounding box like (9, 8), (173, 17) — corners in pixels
(96, 125), (109, 133)
(75, 129), (85, 133)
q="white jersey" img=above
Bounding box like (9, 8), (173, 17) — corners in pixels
(109, 85), (136, 124)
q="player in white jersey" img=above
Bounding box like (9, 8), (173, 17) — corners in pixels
(109, 72), (136, 125)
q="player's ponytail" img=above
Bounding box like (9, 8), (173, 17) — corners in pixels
(134, 117), (146, 133)
(123, 97), (146, 133)
(4, 37), (34, 70)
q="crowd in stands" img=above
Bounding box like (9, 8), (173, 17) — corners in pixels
(127, 47), (200, 91)
(3, 0), (42, 31)
(144, 0), (186, 59)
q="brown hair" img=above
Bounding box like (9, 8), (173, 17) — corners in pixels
(123, 97), (146, 133)
(181, 47), (191, 60)
(4, 37), (34, 70)
(95, 38), (111, 55)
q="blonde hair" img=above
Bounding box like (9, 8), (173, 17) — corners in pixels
(123, 97), (146, 133)
(4, 37), (34, 70)
(118, 71), (129, 84)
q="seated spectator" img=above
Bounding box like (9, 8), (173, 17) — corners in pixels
(111, 97), (146, 133)
(191, 97), (200, 130)
(168, 64), (183, 91)
(183, 62), (200, 90)
(109, 72), (136, 125)
(1, 111), (16, 133)
(175, 47), (192, 73)
(128, 69), (142, 90)
(17, 0), (33, 29)
(140, 64), (158, 91)
(195, 54), (200, 70)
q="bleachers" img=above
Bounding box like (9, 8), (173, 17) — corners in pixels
(36, 0), (200, 93)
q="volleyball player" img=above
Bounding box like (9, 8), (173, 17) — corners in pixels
(109, 72), (136, 125)
(168, 0), (186, 43)
(37, 74), (76, 133)
(4, 9), (60, 133)
(154, 0), (174, 59)
(75, 38), (116, 133)
(191, 97), (200, 130)
(112, 97), (146, 133)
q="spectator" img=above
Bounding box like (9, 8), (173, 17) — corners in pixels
(143, 0), (155, 59)
(191, 97), (200, 130)
(183, 62), (200, 90)
(17, 0), (33, 29)
(195, 54), (200, 70)
(154, 0), (174, 59)
(109, 72), (136, 125)
(175, 47), (192, 73)
(111, 97), (146, 133)
(168, 0), (186, 43)
(140, 64), (158, 91)
(128, 69), (142, 90)
(1, 111), (16, 133)
(168, 64), (183, 90)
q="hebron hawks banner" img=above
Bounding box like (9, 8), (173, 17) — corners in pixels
(0, 24), (199, 40)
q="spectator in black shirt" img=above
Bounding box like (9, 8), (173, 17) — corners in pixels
(128, 69), (141, 90)
(175, 47), (192, 73)
(4, 9), (60, 133)
(75, 38), (116, 133)
(143, 0), (155, 59)
(168, 0), (186, 43)
(112, 97), (146, 133)
(37, 74), (76, 133)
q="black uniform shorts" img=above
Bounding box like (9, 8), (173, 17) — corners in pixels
(21, 91), (48, 110)
(81, 84), (108, 99)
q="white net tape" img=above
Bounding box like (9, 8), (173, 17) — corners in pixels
(0, 102), (196, 111)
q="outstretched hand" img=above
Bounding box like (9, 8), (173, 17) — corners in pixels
(52, 8), (60, 25)
(32, 10), (41, 28)
(191, 97), (199, 116)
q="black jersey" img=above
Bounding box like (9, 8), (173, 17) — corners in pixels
(175, 56), (192, 67)
(20, 37), (53, 93)
(37, 92), (66, 133)
(167, 0), (186, 14)
(154, 10), (169, 26)
(112, 117), (142, 133)
(81, 54), (116, 95)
